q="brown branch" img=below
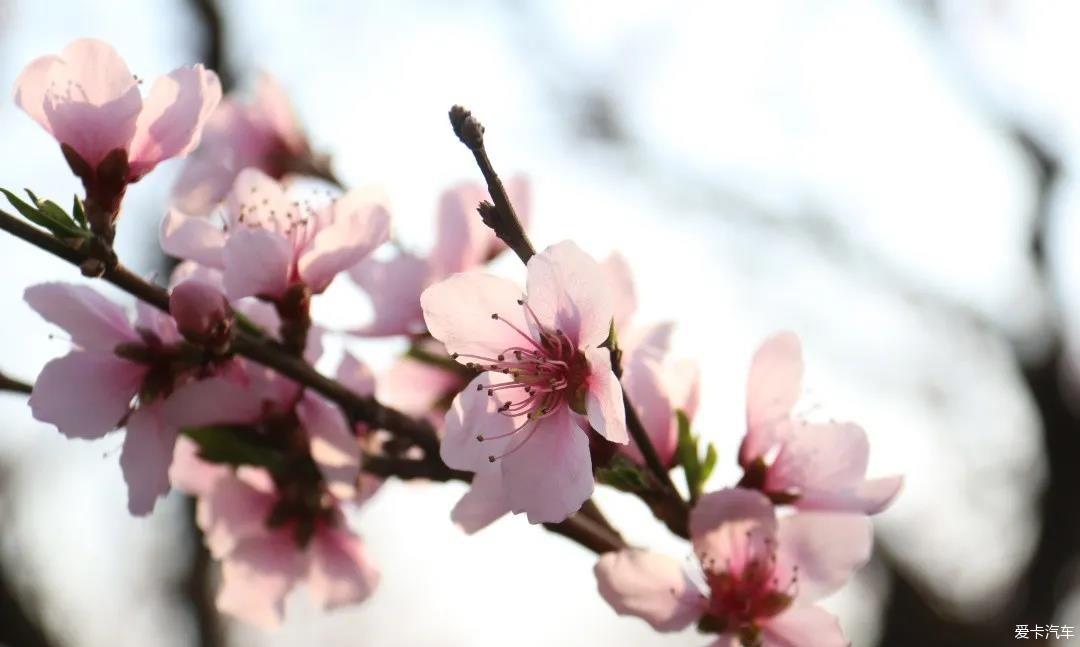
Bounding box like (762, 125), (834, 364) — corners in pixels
(0, 372), (32, 395)
(447, 105), (688, 531)
(186, 0), (236, 92)
(0, 208), (439, 456)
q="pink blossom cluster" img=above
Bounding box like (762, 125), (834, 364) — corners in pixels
(8, 38), (902, 644)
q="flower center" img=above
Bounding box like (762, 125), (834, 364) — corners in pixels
(453, 298), (589, 463)
(698, 532), (797, 643)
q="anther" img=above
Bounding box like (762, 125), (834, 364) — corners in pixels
(491, 313), (499, 320)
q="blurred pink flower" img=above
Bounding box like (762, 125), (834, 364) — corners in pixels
(738, 332), (903, 514)
(24, 282), (197, 514)
(173, 73), (311, 215)
(351, 177), (530, 337)
(594, 488), (871, 646)
(171, 455), (378, 628)
(161, 169), (390, 301)
(14, 38), (221, 215)
(422, 240), (627, 523)
(601, 252), (698, 467)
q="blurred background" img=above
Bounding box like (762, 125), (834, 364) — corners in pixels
(0, 0), (1077, 645)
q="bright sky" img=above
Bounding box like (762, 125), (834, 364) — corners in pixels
(0, 1), (1071, 645)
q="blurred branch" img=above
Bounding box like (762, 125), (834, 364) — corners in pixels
(186, 0), (235, 92)
(179, 498), (224, 647)
(0, 372), (32, 395)
(0, 465), (55, 647)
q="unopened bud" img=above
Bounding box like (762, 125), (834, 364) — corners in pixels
(169, 279), (233, 350)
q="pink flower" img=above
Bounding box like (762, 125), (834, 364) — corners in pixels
(14, 38), (221, 217)
(351, 177), (530, 337)
(165, 368), (377, 627)
(170, 457), (378, 627)
(173, 73), (310, 215)
(421, 240), (627, 524)
(738, 332), (902, 514)
(594, 488), (871, 647)
(161, 169), (390, 301)
(24, 282), (193, 514)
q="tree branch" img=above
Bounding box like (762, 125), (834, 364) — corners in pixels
(0, 208), (440, 456)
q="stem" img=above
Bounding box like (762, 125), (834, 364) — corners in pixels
(448, 106), (536, 264)
(446, 106), (688, 525)
(0, 373), (32, 395)
(0, 208), (439, 455)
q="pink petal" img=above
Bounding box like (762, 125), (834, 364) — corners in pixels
(30, 351), (144, 439)
(429, 182), (493, 277)
(585, 348), (628, 444)
(224, 169), (295, 230)
(127, 65), (222, 179)
(440, 374), (518, 471)
(162, 376), (263, 429)
(24, 282), (137, 350)
(621, 357), (676, 466)
(222, 227), (292, 300)
(169, 436), (227, 496)
(421, 272), (531, 360)
(689, 488), (777, 570)
(774, 512), (872, 604)
(621, 322), (675, 368)
(666, 358), (701, 421)
(171, 152), (236, 215)
(169, 278), (230, 341)
(601, 252), (638, 332)
(740, 331), (803, 466)
(297, 393), (360, 501)
(766, 423), (870, 495)
(451, 467), (511, 534)
(134, 300), (182, 345)
(202, 473), (278, 559)
(159, 208), (226, 268)
(254, 73), (307, 153)
(216, 533), (304, 628)
(13, 54), (62, 134)
(502, 406), (594, 524)
(335, 353), (375, 397)
(298, 186), (391, 293)
(20, 39), (142, 166)
(594, 549), (705, 632)
(763, 606), (847, 647)
(378, 356), (461, 417)
(307, 525), (380, 610)
(525, 240), (613, 348)
(349, 253), (429, 336)
(120, 403), (179, 515)
(797, 475), (904, 516)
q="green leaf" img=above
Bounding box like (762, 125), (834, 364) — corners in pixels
(597, 456), (652, 493)
(675, 409), (717, 501)
(181, 425), (287, 472)
(71, 195), (88, 228)
(1, 188), (89, 238)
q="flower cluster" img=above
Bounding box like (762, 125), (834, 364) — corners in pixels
(5, 38), (902, 643)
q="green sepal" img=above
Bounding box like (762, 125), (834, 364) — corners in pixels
(676, 409), (718, 501)
(597, 455), (652, 493)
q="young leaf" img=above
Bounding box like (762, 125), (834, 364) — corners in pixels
(71, 195), (88, 228)
(597, 456), (652, 493)
(1, 188), (89, 238)
(675, 409), (717, 501)
(182, 425), (287, 472)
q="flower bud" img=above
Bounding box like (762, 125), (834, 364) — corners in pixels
(169, 279), (233, 350)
